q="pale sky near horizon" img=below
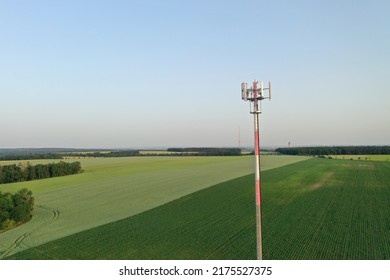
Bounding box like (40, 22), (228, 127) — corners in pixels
(1, 0), (389, 149)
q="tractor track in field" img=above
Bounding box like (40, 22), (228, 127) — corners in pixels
(0, 205), (60, 259)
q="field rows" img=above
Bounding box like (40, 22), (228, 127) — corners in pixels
(0, 155), (307, 258)
(262, 159), (390, 259)
(7, 158), (390, 260)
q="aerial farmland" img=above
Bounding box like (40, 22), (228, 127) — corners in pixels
(1, 2), (390, 275)
(0, 154), (305, 259)
(1, 153), (389, 260)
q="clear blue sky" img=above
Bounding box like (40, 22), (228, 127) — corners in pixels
(1, 0), (389, 148)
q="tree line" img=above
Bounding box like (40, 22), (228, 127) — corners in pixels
(0, 153), (63, 161)
(0, 148), (244, 161)
(66, 149), (243, 157)
(275, 146), (390, 156)
(0, 161), (82, 185)
(0, 188), (34, 232)
(167, 148), (242, 156)
(63, 150), (140, 158)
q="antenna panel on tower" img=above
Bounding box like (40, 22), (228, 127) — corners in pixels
(260, 81), (264, 98)
(241, 82), (248, 100)
(268, 81), (272, 100)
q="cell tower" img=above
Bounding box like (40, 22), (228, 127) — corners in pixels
(241, 80), (271, 260)
(238, 126), (241, 150)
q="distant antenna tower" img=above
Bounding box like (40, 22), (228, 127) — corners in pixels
(288, 141), (291, 148)
(238, 126), (241, 150)
(241, 80), (271, 260)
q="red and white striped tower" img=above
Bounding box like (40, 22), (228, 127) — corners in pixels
(252, 81), (263, 260)
(241, 80), (271, 260)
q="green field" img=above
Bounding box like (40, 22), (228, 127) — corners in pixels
(3, 157), (390, 260)
(0, 155), (307, 259)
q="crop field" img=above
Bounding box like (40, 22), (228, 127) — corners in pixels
(0, 155), (307, 259)
(4, 157), (390, 260)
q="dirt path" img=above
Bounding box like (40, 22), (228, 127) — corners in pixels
(0, 205), (60, 259)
